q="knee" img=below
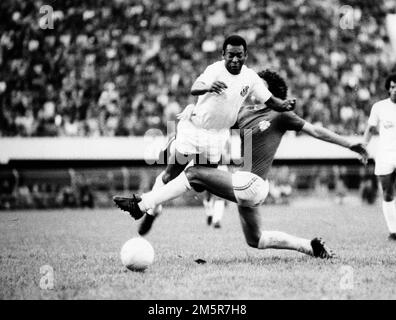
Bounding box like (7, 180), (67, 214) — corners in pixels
(184, 167), (205, 192)
(382, 185), (394, 202)
(246, 238), (259, 248)
(162, 169), (183, 184)
(161, 171), (172, 184)
(384, 192), (394, 202)
(243, 228), (261, 248)
(184, 166), (199, 181)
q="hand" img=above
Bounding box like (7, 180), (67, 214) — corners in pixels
(272, 98), (296, 112)
(176, 104), (195, 121)
(288, 98), (296, 110)
(284, 98), (296, 111)
(349, 143), (369, 166)
(208, 81), (227, 94)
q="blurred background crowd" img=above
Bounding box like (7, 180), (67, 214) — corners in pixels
(1, 0), (396, 138)
(1, 0), (391, 209)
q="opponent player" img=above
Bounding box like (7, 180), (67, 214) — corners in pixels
(114, 70), (368, 258)
(362, 73), (396, 240)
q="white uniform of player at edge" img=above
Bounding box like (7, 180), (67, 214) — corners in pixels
(363, 73), (396, 240)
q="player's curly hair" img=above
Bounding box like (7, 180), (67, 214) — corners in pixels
(257, 69), (288, 100)
(385, 73), (396, 91)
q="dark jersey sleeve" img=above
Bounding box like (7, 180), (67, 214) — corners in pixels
(279, 111), (305, 132)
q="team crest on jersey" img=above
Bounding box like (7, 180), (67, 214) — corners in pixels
(383, 121), (394, 129)
(240, 85), (249, 97)
(258, 120), (271, 131)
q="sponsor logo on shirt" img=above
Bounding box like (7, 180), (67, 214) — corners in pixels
(258, 120), (271, 131)
(240, 85), (249, 97)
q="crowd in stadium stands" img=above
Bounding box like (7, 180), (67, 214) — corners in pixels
(1, 0), (396, 137)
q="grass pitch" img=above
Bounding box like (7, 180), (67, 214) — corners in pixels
(1, 195), (396, 300)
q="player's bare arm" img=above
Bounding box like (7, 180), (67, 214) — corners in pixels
(190, 80), (228, 95)
(301, 122), (368, 164)
(265, 95), (296, 112)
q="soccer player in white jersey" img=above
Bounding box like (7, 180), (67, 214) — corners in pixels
(161, 35), (295, 183)
(176, 34), (295, 166)
(363, 73), (396, 240)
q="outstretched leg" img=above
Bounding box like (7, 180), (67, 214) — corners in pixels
(237, 205), (334, 258)
(114, 168), (267, 220)
(186, 166), (237, 201)
(137, 166), (237, 213)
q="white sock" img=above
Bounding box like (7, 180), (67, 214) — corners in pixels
(203, 199), (213, 218)
(382, 200), (396, 233)
(147, 171), (165, 217)
(212, 200), (225, 224)
(139, 172), (191, 212)
(258, 231), (313, 256)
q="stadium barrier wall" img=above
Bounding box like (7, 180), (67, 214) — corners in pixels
(0, 135), (378, 163)
(0, 136), (379, 210)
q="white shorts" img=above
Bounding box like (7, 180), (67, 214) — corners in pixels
(175, 119), (230, 163)
(232, 171), (269, 207)
(375, 152), (396, 176)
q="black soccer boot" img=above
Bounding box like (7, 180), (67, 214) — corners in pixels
(113, 195), (145, 220)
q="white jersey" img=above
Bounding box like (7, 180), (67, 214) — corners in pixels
(368, 98), (396, 154)
(191, 60), (272, 130)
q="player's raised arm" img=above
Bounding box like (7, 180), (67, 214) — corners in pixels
(301, 122), (368, 164)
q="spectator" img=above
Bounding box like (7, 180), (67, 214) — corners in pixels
(0, 0), (394, 137)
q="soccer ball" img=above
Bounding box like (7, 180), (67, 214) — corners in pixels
(120, 237), (155, 271)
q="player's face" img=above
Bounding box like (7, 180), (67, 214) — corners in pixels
(389, 81), (396, 103)
(223, 45), (247, 75)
